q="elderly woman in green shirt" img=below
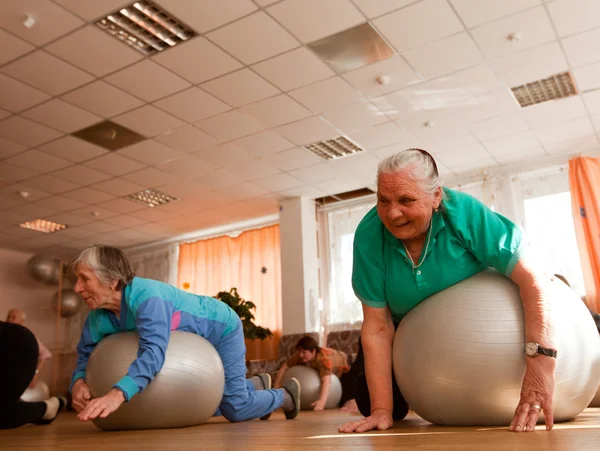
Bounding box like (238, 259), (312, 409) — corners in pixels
(339, 149), (556, 434)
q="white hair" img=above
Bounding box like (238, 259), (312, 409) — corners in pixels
(70, 245), (134, 290)
(377, 148), (443, 196)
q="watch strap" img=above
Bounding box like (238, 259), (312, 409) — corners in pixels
(538, 346), (558, 358)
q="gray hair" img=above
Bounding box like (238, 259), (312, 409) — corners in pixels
(70, 245), (135, 290)
(377, 148), (443, 196)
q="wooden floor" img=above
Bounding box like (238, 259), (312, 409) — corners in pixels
(2, 408), (600, 450)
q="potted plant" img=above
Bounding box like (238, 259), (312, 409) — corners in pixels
(214, 288), (273, 340)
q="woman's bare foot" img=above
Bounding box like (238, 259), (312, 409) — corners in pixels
(340, 399), (359, 413)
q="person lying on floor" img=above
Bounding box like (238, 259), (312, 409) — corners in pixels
(69, 245), (300, 423)
(274, 335), (359, 412)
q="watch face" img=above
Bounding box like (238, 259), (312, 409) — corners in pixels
(525, 342), (538, 356)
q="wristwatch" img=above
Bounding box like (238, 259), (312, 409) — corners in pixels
(525, 342), (558, 358)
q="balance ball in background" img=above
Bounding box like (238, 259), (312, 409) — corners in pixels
(50, 289), (82, 318)
(589, 386), (600, 408)
(21, 381), (50, 402)
(393, 269), (600, 426)
(281, 365), (342, 410)
(27, 255), (61, 285)
(86, 331), (224, 431)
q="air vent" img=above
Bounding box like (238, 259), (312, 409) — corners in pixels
(96, 1), (198, 56)
(304, 136), (364, 160)
(511, 72), (578, 108)
(20, 219), (67, 233)
(315, 187), (376, 207)
(126, 188), (178, 208)
(72, 121), (146, 151)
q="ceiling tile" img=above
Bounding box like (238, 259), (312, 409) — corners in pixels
(255, 0), (280, 5)
(0, 29), (35, 66)
(0, 74), (51, 113)
(494, 147), (546, 165)
(61, 187), (115, 204)
(104, 60), (191, 103)
(207, 12), (299, 65)
(0, 182), (50, 203)
(546, 0), (600, 37)
(561, 28), (600, 68)
(347, 122), (413, 150)
(127, 207), (174, 222)
(192, 143), (254, 169)
(46, 212), (94, 227)
(254, 172), (303, 191)
(450, 89), (521, 124)
(1, 51), (94, 96)
(0, 109), (9, 121)
(313, 178), (368, 195)
(52, 0), (131, 20)
(102, 214), (149, 228)
(34, 195), (85, 213)
(275, 116), (340, 145)
(62, 81), (145, 118)
(0, 0), (83, 46)
(468, 114), (530, 141)
(591, 115), (600, 134)
(159, 179), (216, 202)
(534, 117), (596, 146)
(524, 96), (588, 128)
(95, 197), (148, 214)
(489, 41), (569, 87)
(113, 106), (186, 138)
(352, 0), (421, 19)
(573, 62), (600, 92)
(39, 136), (108, 163)
(91, 178), (146, 196)
(53, 165), (113, 186)
(10, 203), (58, 218)
(239, 95), (311, 128)
(5, 150), (72, 173)
(155, 155), (217, 179)
(152, 37), (243, 84)
(267, 0), (364, 43)
(371, 142), (423, 160)
(445, 155), (498, 174)
(483, 131), (541, 156)
(343, 56), (421, 98)
(321, 101), (387, 133)
(193, 168), (242, 190)
(327, 151), (380, 174)
(226, 159), (281, 181)
(470, 7), (556, 60)
(584, 90), (600, 115)
(121, 167), (179, 187)
(155, 126), (219, 153)
(52, 227), (97, 240)
(278, 185), (326, 198)
(252, 47), (335, 91)
(0, 117), (62, 147)
(201, 69), (280, 107)
(79, 221), (122, 234)
(46, 26), (143, 77)
(196, 111), (266, 141)
(83, 154), (145, 176)
(153, 0), (257, 33)
(290, 77), (363, 113)
(154, 87), (230, 123)
(232, 131), (295, 157)
(449, 0), (542, 28)
(23, 175), (80, 194)
(23, 99), (102, 133)
(402, 33), (484, 80)
(287, 162), (344, 183)
(117, 140), (185, 165)
(373, 0), (464, 52)
(0, 162), (40, 182)
(259, 147), (322, 171)
(0, 137), (27, 159)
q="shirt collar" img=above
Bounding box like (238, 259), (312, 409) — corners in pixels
(383, 208), (446, 255)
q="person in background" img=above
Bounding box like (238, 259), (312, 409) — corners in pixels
(0, 321), (64, 429)
(5, 309), (53, 388)
(274, 335), (358, 412)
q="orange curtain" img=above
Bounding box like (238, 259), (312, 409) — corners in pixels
(177, 225), (282, 360)
(569, 156), (600, 312)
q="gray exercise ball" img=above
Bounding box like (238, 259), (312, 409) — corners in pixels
(50, 289), (82, 318)
(20, 381), (50, 402)
(86, 331), (225, 431)
(27, 255), (61, 285)
(281, 365), (342, 410)
(393, 269), (600, 426)
(589, 384), (600, 407)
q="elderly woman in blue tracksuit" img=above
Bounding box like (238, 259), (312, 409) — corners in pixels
(70, 245), (300, 423)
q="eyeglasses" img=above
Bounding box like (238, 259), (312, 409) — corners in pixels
(409, 148), (439, 177)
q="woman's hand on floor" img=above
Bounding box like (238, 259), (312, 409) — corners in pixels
(71, 379), (92, 413)
(77, 388), (125, 421)
(338, 408), (393, 433)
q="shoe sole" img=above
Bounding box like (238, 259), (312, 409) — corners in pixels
(284, 377), (301, 420)
(259, 373), (273, 420)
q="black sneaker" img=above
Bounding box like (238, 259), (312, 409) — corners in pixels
(259, 373), (273, 420)
(283, 377), (301, 420)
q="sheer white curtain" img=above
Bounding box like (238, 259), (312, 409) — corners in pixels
(127, 243), (179, 285)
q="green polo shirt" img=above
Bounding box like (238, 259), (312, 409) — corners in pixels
(352, 187), (525, 322)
